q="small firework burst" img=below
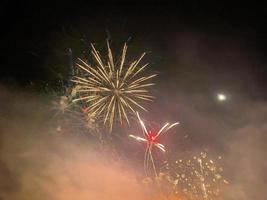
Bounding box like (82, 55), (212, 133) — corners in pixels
(52, 95), (72, 115)
(168, 152), (229, 200)
(71, 41), (156, 132)
(50, 85), (99, 137)
(130, 112), (179, 176)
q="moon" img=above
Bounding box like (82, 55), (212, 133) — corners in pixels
(217, 93), (227, 101)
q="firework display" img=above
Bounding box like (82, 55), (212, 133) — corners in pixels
(71, 42), (156, 132)
(51, 40), (230, 200)
(164, 152), (229, 200)
(130, 112), (179, 176)
(6, 1), (264, 198)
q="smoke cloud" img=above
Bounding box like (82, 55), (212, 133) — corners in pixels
(0, 86), (151, 200)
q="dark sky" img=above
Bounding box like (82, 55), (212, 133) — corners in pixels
(1, 1), (267, 98)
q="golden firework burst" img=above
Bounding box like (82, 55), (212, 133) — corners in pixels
(71, 41), (156, 131)
(170, 152), (229, 200)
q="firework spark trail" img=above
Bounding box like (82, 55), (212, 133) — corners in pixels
(197, 157), (208, 200)
(71, 41), (156, 132)
(129, 112), (179, 177)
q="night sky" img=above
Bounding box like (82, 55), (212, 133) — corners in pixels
(1, 1), (267, 199)
(2, 2), (267, 98)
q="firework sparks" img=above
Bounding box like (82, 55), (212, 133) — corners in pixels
(130, 112), (179, 177)
(170, 152), (229, 200)
(71, 41), (156, 132)
(52, 95), (73, 115)
(50, 85), (100, 137)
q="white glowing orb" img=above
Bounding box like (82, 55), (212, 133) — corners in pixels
(217, 93), (227, 101)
